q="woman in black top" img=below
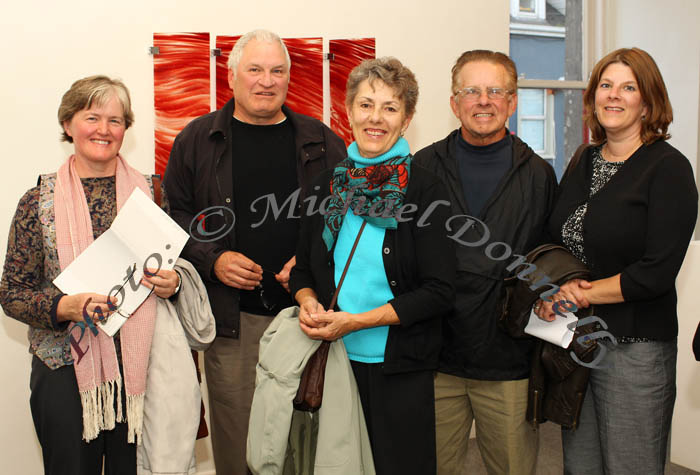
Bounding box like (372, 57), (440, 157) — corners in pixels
(534, 48), (697, 474)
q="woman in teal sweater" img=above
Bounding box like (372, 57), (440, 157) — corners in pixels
(291, 57), (455, 475)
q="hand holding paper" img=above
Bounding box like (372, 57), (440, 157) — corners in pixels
(53, 188), (189, 336)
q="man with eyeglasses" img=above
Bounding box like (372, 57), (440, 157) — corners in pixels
(164, 29), (345, 474)
(414, 50), (557, 475)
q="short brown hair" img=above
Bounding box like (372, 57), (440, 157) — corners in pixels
(58, 75), (134, 143)
(345, 57), (419, 119)
(451, 50), (517, 94)
(584, 47), (673, 145)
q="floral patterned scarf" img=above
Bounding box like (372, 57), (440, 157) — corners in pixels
(322, 137), (411, 250)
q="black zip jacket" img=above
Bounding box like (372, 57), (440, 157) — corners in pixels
(164, 98), (346, 338)
(289, 162), (456, 374)
(414, 130), (557, 380)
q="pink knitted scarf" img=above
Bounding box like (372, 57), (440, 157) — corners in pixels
(54, 155), (156, 443)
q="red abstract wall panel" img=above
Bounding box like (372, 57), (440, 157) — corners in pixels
(329, 38), (376, 145)
(215, 35), (241, 110)
(284, 38), (323, 121)
(153, 33), (210, 177)
(215, 36), (323, 120)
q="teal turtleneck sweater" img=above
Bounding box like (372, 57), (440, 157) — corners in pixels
(335, 138), (410, 363)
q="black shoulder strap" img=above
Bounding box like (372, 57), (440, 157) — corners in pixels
(562, 144), (590, 183)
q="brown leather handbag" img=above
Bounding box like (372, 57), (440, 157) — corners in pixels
(293, 221), (367, 412)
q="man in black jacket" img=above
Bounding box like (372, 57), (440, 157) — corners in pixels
(164, 29), (345, 475)
(414, 50), (556, 475)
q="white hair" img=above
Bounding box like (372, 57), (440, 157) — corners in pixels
(227, 29), (291, 78)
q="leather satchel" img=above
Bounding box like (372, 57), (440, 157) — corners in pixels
(498, 241), (600, 428)
(499, 243), (592, 338)
(293, 221), (367, 412)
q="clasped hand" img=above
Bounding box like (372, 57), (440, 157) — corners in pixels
(298, 297), (356, 341)
(534, 278), (592, 321)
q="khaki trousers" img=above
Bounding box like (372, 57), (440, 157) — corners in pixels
(434, 372), (538, 475)
(204, 312), (272, 475)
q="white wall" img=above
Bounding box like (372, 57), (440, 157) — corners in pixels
(0, 1), (509, 473)
(594, 0), (700, 175)
(674, 242), (700, 472)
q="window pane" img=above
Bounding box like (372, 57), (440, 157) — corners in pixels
(519, 0), (535, 12)
(520, 119), (545, 150)
(519, 89), (544, 116)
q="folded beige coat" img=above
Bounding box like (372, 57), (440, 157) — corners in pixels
(137, 258), (216, 475)
(247, 306), (375, 475)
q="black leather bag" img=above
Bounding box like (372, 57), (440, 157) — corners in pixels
(499, 243), (592, 338)
(498, 242), (600, 428)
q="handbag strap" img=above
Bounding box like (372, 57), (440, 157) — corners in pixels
(151, 174), (162, 207)
(329, 220), (367, 309)
(561, 144), (589, 183)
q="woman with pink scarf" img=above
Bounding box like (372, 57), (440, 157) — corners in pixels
(0, 76), (180, 475)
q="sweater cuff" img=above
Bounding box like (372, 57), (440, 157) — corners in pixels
(50, 293), (69, 331)
(619, 270), (641, 302)
(169, 269), (182, 302)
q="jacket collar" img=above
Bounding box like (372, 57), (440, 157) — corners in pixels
(208, 98), (324, 147)
(431, 128), (537, 216)
(434, 128), (533, 161)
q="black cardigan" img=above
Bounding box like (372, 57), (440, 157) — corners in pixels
(289, 162), (456, 375)
(547, 140), (698, 340)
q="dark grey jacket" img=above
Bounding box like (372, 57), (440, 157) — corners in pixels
(164, 99), (346, 338)
(414, 130), (557, 380)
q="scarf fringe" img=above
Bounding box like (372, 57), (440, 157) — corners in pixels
(116, 377), (124, 423)
(80, 387), (100, 442)
(79, 377), (125, 442)
(126, 393), (145, 444)
(101, 380), (117, 430)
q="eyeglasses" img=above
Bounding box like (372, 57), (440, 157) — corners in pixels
(256, 283), (277, 311)
(257, 268), (278, 312)
(454, 87), (512, 101)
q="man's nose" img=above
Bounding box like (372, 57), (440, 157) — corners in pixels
(477, 89), (491, 105)
(259, 70), (274, 87)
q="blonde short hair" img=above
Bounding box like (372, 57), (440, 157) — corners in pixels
(58, 75), (133, 143)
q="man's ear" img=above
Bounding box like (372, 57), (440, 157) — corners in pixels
(507, 91), (518, 119)
(449, 95), (459, 119)
(227, 68), (235, 91)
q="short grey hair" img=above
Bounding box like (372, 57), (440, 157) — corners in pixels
(227, 29), (291, 78)
(58, 75), (133, 143)
(345, 57), (419, 119)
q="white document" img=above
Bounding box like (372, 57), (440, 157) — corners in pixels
(53, 188), (189, 336)
(524, 307), (578, 348)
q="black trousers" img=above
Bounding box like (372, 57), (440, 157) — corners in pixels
(29, 356), (136, 475)
(350, 361), (436, 475)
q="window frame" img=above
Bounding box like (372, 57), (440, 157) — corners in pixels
(516, 87), (555, 160)
(510, 0), (546, 21)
